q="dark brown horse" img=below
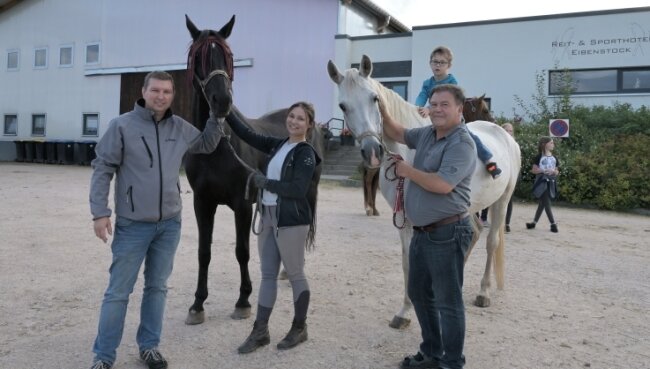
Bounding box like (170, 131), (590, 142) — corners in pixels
(183, 15), (322, 325)
(360, 95), (493, 217)
(463, 94), (494, 123)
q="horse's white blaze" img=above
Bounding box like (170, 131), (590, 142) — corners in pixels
(329, 55), (522, 321)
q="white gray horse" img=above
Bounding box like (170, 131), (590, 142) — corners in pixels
(328, 55), (521, 328)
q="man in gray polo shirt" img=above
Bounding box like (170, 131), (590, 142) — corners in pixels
(379, 84), (476, 369)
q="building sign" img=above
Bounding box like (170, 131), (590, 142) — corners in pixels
(551, 23), (649, 61)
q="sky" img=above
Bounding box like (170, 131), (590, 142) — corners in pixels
(372, 0), (650, 28)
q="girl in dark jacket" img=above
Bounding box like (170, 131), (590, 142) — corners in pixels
(526, 136), (560, 233)
(225, 102), (321, 353)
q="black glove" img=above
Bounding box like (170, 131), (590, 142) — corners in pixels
(252, 173), (268, 189)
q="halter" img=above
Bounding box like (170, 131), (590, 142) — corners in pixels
(194, 69), (231, 104)
(465, 98), (478, 113)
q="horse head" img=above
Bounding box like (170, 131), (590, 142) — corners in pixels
(327, 55), (384, 169)
(464, 94), (494, 123)
(186, 14), (235, 118)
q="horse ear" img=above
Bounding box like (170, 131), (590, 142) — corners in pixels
(359, 55), (373, 78)
(327, 60), (344, 84)
(218, 15), (236, 39)
(185, 14), (201, 41)
(479, 93), (486, 101)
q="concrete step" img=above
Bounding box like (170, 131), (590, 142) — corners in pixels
(321, 142), (363, 178)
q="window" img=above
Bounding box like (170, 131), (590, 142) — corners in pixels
(622, 69), (650, 92)
(7, 49), (19, 70)
(34, 47), (48, 69)
(86, 43), (100, 64)
(4, 115), (17, 135)
(32, 114), (46, 136)
(83, 113), (99, 136)
(549, 67), (650, 95)
(380, 81), (408, 101)
(59, 45), (73, 67)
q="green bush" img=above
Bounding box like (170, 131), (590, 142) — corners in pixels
(511, 72), (650, 210)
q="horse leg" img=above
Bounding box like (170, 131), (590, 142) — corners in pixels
(186, 198), (217, 325)
(475, 197), (508, 307)
(389, 227), (413, 329)
(370, 168), (380, 216)
(362, 167), (373, 216)
(230, 200), (253, 319)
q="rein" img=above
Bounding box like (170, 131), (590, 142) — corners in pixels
(385, 154), (407, 229)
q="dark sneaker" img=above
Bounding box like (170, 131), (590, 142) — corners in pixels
(400, 352), (438, 369)
(89, 361), (112, 369)
(550, 223), (558, 233)
(526, 222), (536, 229)
(486, 162), (502, 179)
(505, 224), (511, 233)
(140, 348), (168, 369)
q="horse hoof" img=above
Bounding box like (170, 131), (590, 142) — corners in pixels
(185, 309), (205, 325)
(373, 210), (380, 216)
(231, 307), (251, 320)
(389, 316), (411, 329)
(474, 295), (491, 308)
(365, 208), (373, 216)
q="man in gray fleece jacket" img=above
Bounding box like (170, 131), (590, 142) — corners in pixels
(88, 71), (222, 369)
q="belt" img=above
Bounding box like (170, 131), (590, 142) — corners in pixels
(412, 213), (469, 233)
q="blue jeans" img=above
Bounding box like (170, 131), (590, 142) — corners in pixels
(92, 215), (181, 365)
(467, 129), (492, 164)
(408, 217), (473, 369)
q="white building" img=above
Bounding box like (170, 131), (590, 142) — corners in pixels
(332, 7), (650, 121)
(0, 0), (408, 161)
(2, 2), (649, 162)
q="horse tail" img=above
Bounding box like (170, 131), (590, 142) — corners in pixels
(494, 225), (505, 290)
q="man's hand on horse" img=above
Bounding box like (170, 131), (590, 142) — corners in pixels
(93, 217), (112, 243)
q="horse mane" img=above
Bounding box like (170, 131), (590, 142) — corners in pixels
(186, 33), (234, 86)
(370, 79), (428, 130)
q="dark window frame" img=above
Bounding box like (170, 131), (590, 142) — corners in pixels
(32, 114), (46, 136)
(549, 66), (650, 95)
(82, 113), (99, 136)
(4, 114), (17, 136)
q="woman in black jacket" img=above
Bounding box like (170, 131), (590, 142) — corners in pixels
(526, 136), (560, 233)
(226, 102), (321, 354)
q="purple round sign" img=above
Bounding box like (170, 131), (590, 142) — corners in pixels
(550, 119), (569, 137)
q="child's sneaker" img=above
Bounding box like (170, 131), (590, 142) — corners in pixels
(486, 162), (502, 179)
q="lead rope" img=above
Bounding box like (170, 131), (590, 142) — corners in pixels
(212, 117), (262, 233)
(385, 154), (407, 229)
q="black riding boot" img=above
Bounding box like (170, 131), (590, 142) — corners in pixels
(277, 319), (308, 350)
(237, 321), (270, 354)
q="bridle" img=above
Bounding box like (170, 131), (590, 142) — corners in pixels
(194, 69), (231, 104)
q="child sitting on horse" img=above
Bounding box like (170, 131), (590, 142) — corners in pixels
(415, 45), (502, 179)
